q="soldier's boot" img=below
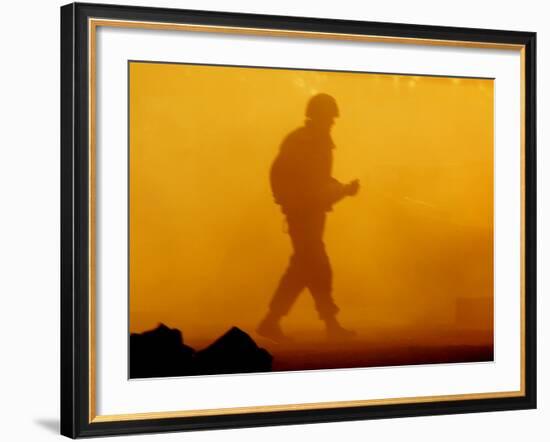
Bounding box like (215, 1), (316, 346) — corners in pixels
(324, 316), (357, 340)
(256, 312), (293, 344)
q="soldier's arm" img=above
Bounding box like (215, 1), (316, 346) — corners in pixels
(324, 178), (360, 207)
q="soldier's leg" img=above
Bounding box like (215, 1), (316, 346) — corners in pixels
(309, 254), (355, 339)
(305, 213), (355, 339)
(257, 216), (307, 341)
(292, 212), (335, 318)
(267, 253), (306, 318)
(307, 240), (339, 320)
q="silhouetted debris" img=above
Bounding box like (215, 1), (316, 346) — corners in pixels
(194, 327), (273, 375)
(130, 324), (272, 378)
(130, 323), (195, 378)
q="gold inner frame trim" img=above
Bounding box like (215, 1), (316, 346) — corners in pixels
(90, 18), (526, 50)
(92, 391), (524, 423)
(88, 17), (527, 423)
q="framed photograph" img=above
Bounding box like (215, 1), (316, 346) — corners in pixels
(60, 2), (537, 438)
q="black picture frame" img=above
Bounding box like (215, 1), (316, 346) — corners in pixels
(61, 2), (536, 438)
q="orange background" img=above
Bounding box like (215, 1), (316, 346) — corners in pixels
(129, 61), (493, 349)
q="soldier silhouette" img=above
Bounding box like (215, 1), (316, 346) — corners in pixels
(257, 93), (360, 342)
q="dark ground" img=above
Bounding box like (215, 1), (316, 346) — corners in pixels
(130, 324), (493, 378)
(256, 327), (493, 372)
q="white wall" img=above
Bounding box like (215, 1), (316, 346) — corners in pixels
(0, 0), (546, 440)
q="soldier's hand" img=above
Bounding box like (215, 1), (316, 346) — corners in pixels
(346, 179), (360, 196)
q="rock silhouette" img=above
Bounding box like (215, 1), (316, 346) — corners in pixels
(194, 327), (273, 375)
(129, 324), (195, 378)
(130, 324), (272, 378)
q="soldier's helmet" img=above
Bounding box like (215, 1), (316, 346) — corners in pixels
(305, 93), (339, 120)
